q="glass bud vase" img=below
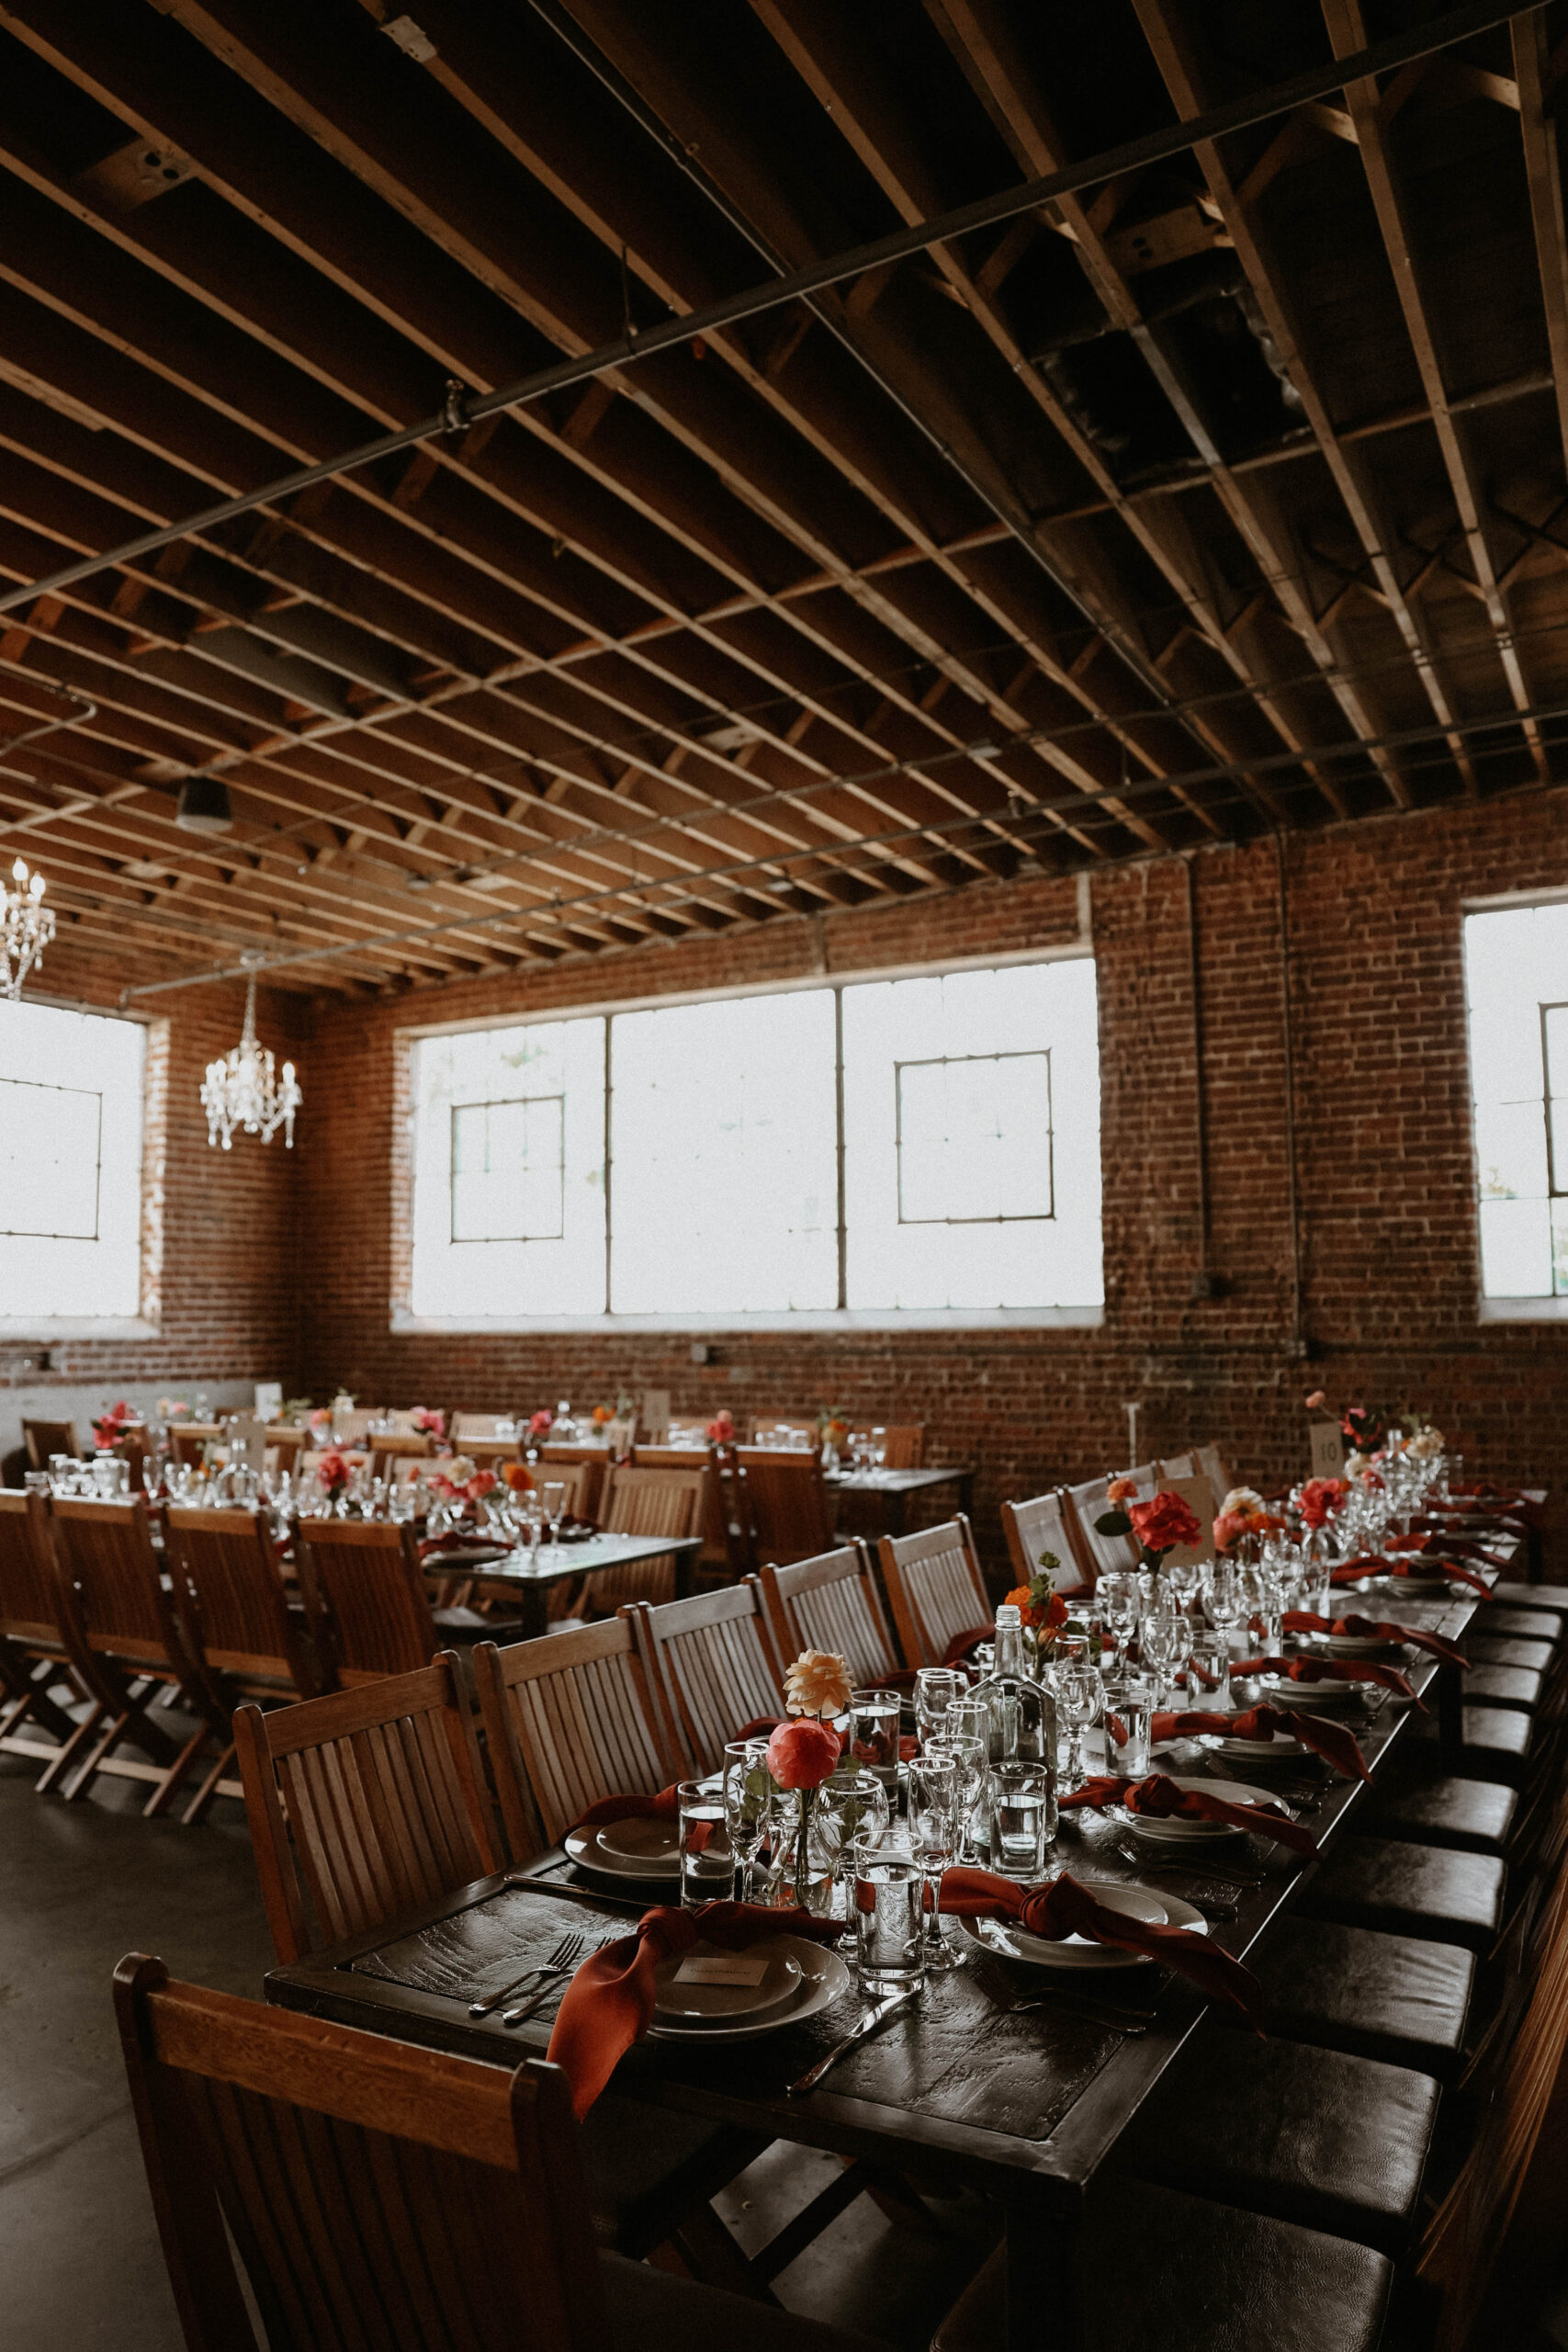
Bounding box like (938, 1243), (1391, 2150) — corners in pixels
(780, 1790), (835, 1917)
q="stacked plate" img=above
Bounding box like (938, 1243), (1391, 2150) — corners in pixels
(958, 1884), (1207, 1972)
(563, 1815), (682, 1884)
(1119, 1770), (1290, 1829)
(1257, 1673), (1360, 1711)
(649, 1937), (850, 2040)
(1321, 1631), (1407, 1658)
(1201, 1725), (1309, 1761)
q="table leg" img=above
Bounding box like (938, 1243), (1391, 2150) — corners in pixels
(517, 1582), (548, 1642)
(890, 1488), (909, 1538)
(1006, 2201), (1080, 2349)
(674, 1549), (694, 1601)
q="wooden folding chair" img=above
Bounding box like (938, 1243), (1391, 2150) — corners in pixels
(1062, 1464), (1159, 1582)
(22, 1416), (79, 1469)
(575, 1463), (707, 1614)
(232, 1656), (498, 1963)
(160, 1505), (321, 1824)
(115, 1958), (836, 2352)
(474, 1619), (680, 1856)
(46, 1496), (227, 1813)
(880, 1425), (926, 1469)
(746, 1414), (818, 1443)
(263, 1427), (305, 1477)
(734, 1447), (836, 1565)
(877, 1517), (992, 1669)
(758, 1544), (900, 1683)
(1195, 1440), (1233, 1499)
(538, 1442), (606, 1521)
(293, 1514), (445, 1684)
(169, 1422), (222, 1468)
(1000, 1490), (1088, 1597)
(329, 1408), (385, 1446)
(370, 1430), (435, 1481)
(451, 1410), (518, 1443)
(628, 1582), (785, 1774)
(0, 1487), (93, 1772)
(1158, 1453), (1196, 1478)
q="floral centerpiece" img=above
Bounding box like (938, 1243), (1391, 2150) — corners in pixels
(592, 1404), (614, 1429)
(705, 1408), (736, 1444)
(1213, 1487), (1287, 1561)
(527, 1408), (554, 1442)
(1096, 1477), (1202, 1572)
(156, 1396), (190, 1423)
(410, 1408), (445, 1439)
(769, 1648), (852, 1912)
(315, 1449), (353, 1502)
(1002, 1561), (1071, 1668)
(430, 1456), (498, 1515)
(502, 1461), (536, 1498)
(816, 1406), (850, 1463)
(1340, 1404), (1385, 1456)
(92, 1398), (141, 1453)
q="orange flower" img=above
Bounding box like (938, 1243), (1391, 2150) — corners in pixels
(503, 1462), (535, 1494)
(1106, 1476), (1137, 1502)
(1003, 1586), (1032, 1614)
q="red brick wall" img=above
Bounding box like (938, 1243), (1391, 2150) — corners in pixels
(295, 788), (1568, 1568)
(0, 934), (305, 1406)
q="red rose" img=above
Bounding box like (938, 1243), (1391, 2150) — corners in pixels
(766, 1718), (841, 1791)
(706, 1409), (735, 1443)
(1298, 1476), (1348, 1530)
(529, 1409), (553, 1436)
(1128, 1490), (1201, 1555)
(466, 1468), (498, 1501)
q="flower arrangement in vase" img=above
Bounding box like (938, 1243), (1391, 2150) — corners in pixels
(92, 1398), (141, 1453)
(430, 1456), (499, 1517)
(1001, 1559), (1071, 1670)
(410, 1407), (445, 1439)
(314, 1449), (354, 1504)
(1095, 1477), (1202, 1574)
(768, 1649), (852, 1914)
(1212, 1487), (1287, 1563)
(705, 1408), (736, 1444)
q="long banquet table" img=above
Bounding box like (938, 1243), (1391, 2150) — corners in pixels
(422, 1529), (704, 1638)
(265, 1547), (1516, 2352)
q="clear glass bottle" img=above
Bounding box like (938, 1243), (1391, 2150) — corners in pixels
(971, 1605), (1057, 1830)
(553, 1396), (576, 1441)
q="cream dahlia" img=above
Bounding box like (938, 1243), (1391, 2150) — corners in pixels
(783, 1648), (852, 1721)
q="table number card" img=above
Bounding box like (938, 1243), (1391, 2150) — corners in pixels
(254, 1381), (284, 1420)
(1309, 1419), (1345, 1480)
(226, 1413), (270, 1470)
(639, 1388), (671, 1443)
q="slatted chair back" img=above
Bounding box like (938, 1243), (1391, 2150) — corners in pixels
(573, 1464), (708, 1612)
(387, 1408), (445, 1434)
(1196, 1440), (1232, 1498)
(115, 1957), (607, 2352)
(530, 1459), (595, 1519)
(629, 1582), (784, 1774)
(759, 1544), (898, 1683)
(747, 1414), (818, 1444)
(1158, 1453), (1195, 1478)
(734, 1447), (835, 1564)
(169, 1422), (222, 1467)
(263, 1427), (304, 1476)
(293, 1515), (440, 1686)
(1063, 1463), (1158, 1581)
(474, 1619), (677, 1856)
(22, 1417), (78, 1469)
(1001, 1491), (1085, 1596)
(880, 1425), (926, 1469)
(49, 1496), (181, 1674)
(330, 1408), (384, 1446)
(538, 1444), (606, 1521)
(877, 1517), (991, 1669)
(233, 1656), (498, 1962)
(713, 1442), (759, 1575)
(370, 1431), (435, 1481)
(464, 1436), (525, 1470)
(161, 1506), (314, 1696)
(0, 1487), (66, 1646)
(452, 1411), (516, 1442)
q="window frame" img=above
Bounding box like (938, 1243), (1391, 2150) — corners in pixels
(893, 1047), (1055, 1228)
(1462, 895), (1568, 1322)
(448, 1093), (566, 1245)
(390, 945), (1103, 1334)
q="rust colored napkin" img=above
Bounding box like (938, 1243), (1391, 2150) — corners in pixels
(1282, 1610), (1470, 1668)
(937, 1866), (1264, 2029)
(570, 1788), (680, 1833)
(1147, 1702), (1372, 1781)
(1384, 1531), (1431, 1554)
(1230, 1653), (1419, 1702)
(942, 1624), (998, 1669)
(1416, 1529), (1511, 1568)
(547, 1901), (844, 2116)
(1059, 1770), (1316, 1853)
(1331, 1555), (1492, 1598)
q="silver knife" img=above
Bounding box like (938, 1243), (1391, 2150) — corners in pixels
(787, 1987), (918, 2097)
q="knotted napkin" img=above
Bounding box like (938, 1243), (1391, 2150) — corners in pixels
(1145, 1702), (1371, 1781)
(1059, 1770), (1316, 1853)
(1330, 1554), (1492, 1598)
(937, 1866), (1264, 2029)
(1282, 1610), (1470, 1668)
(1229, 1653), (1419, 1702)
(1415, 1528), (1511, 1568)
(547, 1901), (843, 2115)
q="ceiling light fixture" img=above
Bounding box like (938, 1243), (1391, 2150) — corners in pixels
(200, 956), (301, 1149)
(175, 773), (233, 832)
(2, 855), (55, 1000)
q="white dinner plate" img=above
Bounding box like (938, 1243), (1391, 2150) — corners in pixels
(648, 1938), (851, 2041)
(958, 1884), (1208, 1972)
(1117, 1773), (1287, 1839)
(1322, 1634), (1406, 1657)
(563, 1821), (681, 1881)
(596, 1815), (682, 1865)
(1202, 1729), (1308, 1761)
(653, 1940), (804, 2023)
(1258, 1674), (1359, 1711)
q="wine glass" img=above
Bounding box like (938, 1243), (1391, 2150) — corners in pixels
(1099, 1571), (1139, 1670)
(926, 1729), (987, 1862)
(905, 1752), (961, 1969)
(722, 1739), (774, 1900)
(1164, 1556), (1202, 1615)
(1139, 1609), (1187, 1706)
(812, 1769), (889, 1928)
(1055, 1657), (1102, 1790)
(913, 1666), (965, 1749)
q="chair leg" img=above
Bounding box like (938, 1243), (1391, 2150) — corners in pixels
(34, 1699), (106, 1794)
(671, 2203), (780, 2304)
(180, 1739), (236, 1827)
(142, 1724), (215, 1820)
(62, 1709), (136, 1802)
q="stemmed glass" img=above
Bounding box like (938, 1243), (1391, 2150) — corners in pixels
(811, 1769), (889, 1929)
(906, 1752), (962, 1969)
(927, 1729), (987, 1862)
(913, 1667), (965, 1750)
(1164, 1556), (1202, 1616)
(1098, 1571), (1139, 1671)
(1202, 1561), (1243, 1646)
(1055, 1654), (1102, 1790)
(721, 1739), (774, 1900)
(1139, 1609), (1187, 1707)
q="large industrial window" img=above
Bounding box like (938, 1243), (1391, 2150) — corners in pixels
(0, 998), (146, 1323)
(1465, 900), (1568, 1305)
(402, 955), (1102, 1326)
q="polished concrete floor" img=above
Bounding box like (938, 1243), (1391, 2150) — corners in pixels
(0, 1735), (993, 2349)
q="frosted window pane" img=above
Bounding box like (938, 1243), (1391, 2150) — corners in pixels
(1464, 909), (1568, 1298)
(0, 1001), (143, 1319)
(1472, 1100), (1548, 1201)
(450, 1098), (564, 1240)
(1479, 1198), (1551, 1297)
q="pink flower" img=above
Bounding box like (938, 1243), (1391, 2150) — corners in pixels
(412, 1408), (445, 1437)
(766, 1718), (841, 1792)
(706, 1408), (735, 1443)
(529, 1409), (554, 1436)
(1305, 1391), (1326, 1411)
(465, 1468), (498, 1502)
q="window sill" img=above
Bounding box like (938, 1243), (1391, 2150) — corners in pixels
(390, 1305), (1104, 1335)
(0, 1317), (160, 1340)
(1477, 1295), (1568, 1323)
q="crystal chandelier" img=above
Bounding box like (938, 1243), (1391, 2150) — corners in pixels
(200, 960), (301, 1149)
(2, 855), (55, 1001)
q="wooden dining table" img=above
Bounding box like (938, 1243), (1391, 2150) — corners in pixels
(826, 1461), (976, 1537)
(421, 1530), (704, 1640)
(266, 1551), (1509, 2351)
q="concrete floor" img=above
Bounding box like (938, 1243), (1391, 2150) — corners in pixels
(0, 1732), (994, 2349)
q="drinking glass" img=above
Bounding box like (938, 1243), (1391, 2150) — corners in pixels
(1186, 1632), (1231, 1711)
(1099, 1570), (1139, 1669)
(1164, 1556), (1202, 1614)
(1140, 1608), (1187, 1704)
(538, 1480), (568, 1539)
(1238, 1566), (1283, 1657)
(913, 1667), (965, 1749)
(905, 1752), (961, 1968)
(812, 1769), (889, 1922)
(926, 1729), (987, 1862)
(1055, 1657), (1101, 1790)
(987, 1763), (1053, 1881)
(721, 1740), (773, 1900)
(852, 1838), (927, 1992)
(1202, 1561), (1243, 1647)
(1105, 1682), (1155, 1778)
(845, 1688), (901, 1783)
(678, 1780), (734, 1910)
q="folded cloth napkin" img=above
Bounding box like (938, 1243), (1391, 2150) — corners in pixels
(1331, 1554), (1492, 1598)
(1146, 1702), (1372, 1782)
(938, 1866), (1265, 2029)
(1230, 1653), (1419, 1702)
(1447, 1482), (1544, 1528)
(942, 1625), (998, 1670)
(1384, 1531), (1432, 1553)
(547, 1901), (843, 2116)
(1415, 1529), (1511, 1568)
(1059, 1770), (1317, 1854)
(1282, 1610), (1470, 1668)
(570, 1788), (679, 1833)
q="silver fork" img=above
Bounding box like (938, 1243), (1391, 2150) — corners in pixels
(500, 1931), (591, 2026)
(469, 1931), (584, 2020)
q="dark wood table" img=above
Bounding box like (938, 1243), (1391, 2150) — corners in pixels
(267, 1554), (1505, 2349)
(423, 1532), (703, 1639)
(826, 1462), (976, 1537)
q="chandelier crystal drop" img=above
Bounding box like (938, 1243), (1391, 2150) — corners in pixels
(2, 855), (55, 1001)
(200, 964), (301, 1149)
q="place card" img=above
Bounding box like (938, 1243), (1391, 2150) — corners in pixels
(675, 1951), (771, 1986)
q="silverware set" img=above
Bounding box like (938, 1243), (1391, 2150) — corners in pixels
(468, 1930), (590, 2024)
(971, 1956), (1152, 2034)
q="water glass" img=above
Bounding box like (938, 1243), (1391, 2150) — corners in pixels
(845, 1688), (901, 1782)
(1186, 1633), (1232, 1711)
(987, 1762), (1054, 1881)
(813, 1769), (889, 1917)
(1105, 1683), (1155, 1778)
(1099, 1570), (1139, 1668)
(905, 1753), (961, 1967)
(926, 1729), (987, 1861)
(852, 1838), (927, 1992)
(913, 1667), (965, 1748)
(1140, 1608), (1187, 1702)
(1055, 1658), (1101, 1791)
(721, 1740), (773, 1899)
(677, 1780), (734, 1909)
